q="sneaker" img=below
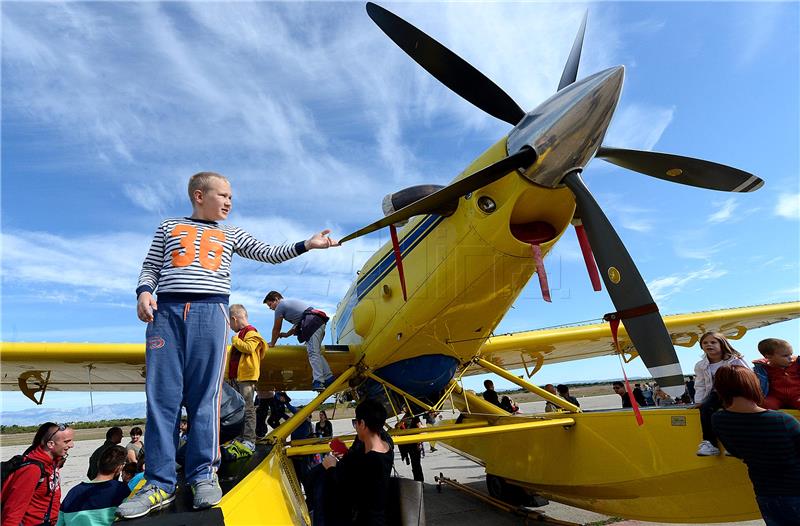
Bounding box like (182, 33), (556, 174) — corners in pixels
(116, 484), (176, 519)
(696, 440), (721, 456)
(323, 376), (335, 388)
(311, 380), (325, 391)
(192, 475), (223, 510)
(241, 439), (256, 452)
(220, 439), (254, 462)
(430, 447), (437, 453)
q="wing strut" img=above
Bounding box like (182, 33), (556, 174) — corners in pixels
(477, 358), (580, 413)
(266, 366), (358, 444)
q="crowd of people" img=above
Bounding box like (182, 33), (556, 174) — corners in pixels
(480, 333), (799, 525)
(3, 332), (798, 525)
(1, 172), (797, 525)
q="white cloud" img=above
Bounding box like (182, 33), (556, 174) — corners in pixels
(596, 193), (656, 233)
(0, 221), (380, 310)
(769, 286), (800, 301)
(673, 238), (732, 261)
(0, 2), (639, 226)
(775, 193), (800, 220)
(708, 198), (737, 223)
(1, 231), (150, 295)
(735, 3), (782, 67)
(647, 265), (727, 302)
(603, 103), (675, 151)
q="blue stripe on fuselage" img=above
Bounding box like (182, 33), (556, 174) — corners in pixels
(335, 214), (445, 338)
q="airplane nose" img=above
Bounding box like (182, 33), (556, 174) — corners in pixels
(507, 65), (625, 188)
(596, 65), (624, 103)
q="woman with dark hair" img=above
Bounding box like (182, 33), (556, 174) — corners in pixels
(712, 365), (800, 525)
(320, 399), (394, 525)
(126, 427), (145, 465)
(315, 410), (333, 438)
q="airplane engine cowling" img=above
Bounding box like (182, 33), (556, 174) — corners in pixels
(382, 185), (458, 226)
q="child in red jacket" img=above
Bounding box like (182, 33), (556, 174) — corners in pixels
(753, 338), (800, 410)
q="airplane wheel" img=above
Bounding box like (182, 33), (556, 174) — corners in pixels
(486, 474), (536, 506)
(486, 474), (506, 500)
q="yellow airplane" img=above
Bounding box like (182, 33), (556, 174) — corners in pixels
(2, 3), (798, 524)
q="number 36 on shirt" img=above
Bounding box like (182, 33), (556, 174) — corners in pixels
(170, 224), (226, 271)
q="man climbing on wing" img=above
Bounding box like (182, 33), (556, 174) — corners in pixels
(264, 291), (333, 391)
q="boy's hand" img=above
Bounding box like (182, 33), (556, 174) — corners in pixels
(305, 229), (339, 250)
(137, 292), (158, 323)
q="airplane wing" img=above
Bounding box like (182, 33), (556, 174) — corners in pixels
(0, 342), (358, 402)
(471, 301), (800, 373)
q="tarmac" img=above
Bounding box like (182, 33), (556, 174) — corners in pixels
(1, 394), (766, 526)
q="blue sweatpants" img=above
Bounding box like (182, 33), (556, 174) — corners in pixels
(144, 301), (229, 491)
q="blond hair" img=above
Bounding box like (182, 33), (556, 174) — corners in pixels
(229, 304), (248, 318)
(188, 172), (228, 205)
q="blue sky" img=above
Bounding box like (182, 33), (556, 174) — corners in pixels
(2, 1), (798, 414)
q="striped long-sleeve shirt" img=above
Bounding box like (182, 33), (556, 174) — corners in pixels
(136, 217), (306, 302)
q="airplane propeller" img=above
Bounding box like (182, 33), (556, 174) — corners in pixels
(365, 2), (525, 126)
(563, 171), (685, 396)
(596, 147), (764, 193)
(348, 2), (763, 399)
(557, 11), (588, 91)
(340, 146), (537, 243)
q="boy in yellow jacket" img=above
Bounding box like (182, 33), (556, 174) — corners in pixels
(227, 304), (267, 451)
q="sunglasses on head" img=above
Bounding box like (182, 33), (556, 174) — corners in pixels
(44, 423), (68, 444)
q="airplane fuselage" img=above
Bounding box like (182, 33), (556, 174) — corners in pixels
(332, 67), (626, 396)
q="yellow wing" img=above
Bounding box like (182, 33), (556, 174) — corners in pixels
(473, 301), (800, 372)
(0, 342), (357, 403)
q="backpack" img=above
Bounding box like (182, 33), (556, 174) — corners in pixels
(1, 454), (48, 497)
(296, 308), (328, 343)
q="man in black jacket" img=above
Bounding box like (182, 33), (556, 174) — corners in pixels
(613, 381), (633, 408)
(87, 427), (123, 480)
(483, 380), (501, 407)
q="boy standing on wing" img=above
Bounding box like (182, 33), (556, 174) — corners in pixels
(119, 172), (337, 519)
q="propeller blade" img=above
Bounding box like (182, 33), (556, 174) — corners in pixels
(557, 11), (588, 91)
(597, 147), (763, 193)
(563, 170), (685, 397)
(366, 2), (526, 126)
(341, 147), (537, 243)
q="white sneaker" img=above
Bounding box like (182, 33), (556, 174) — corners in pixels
(696, 440), (721, 456)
